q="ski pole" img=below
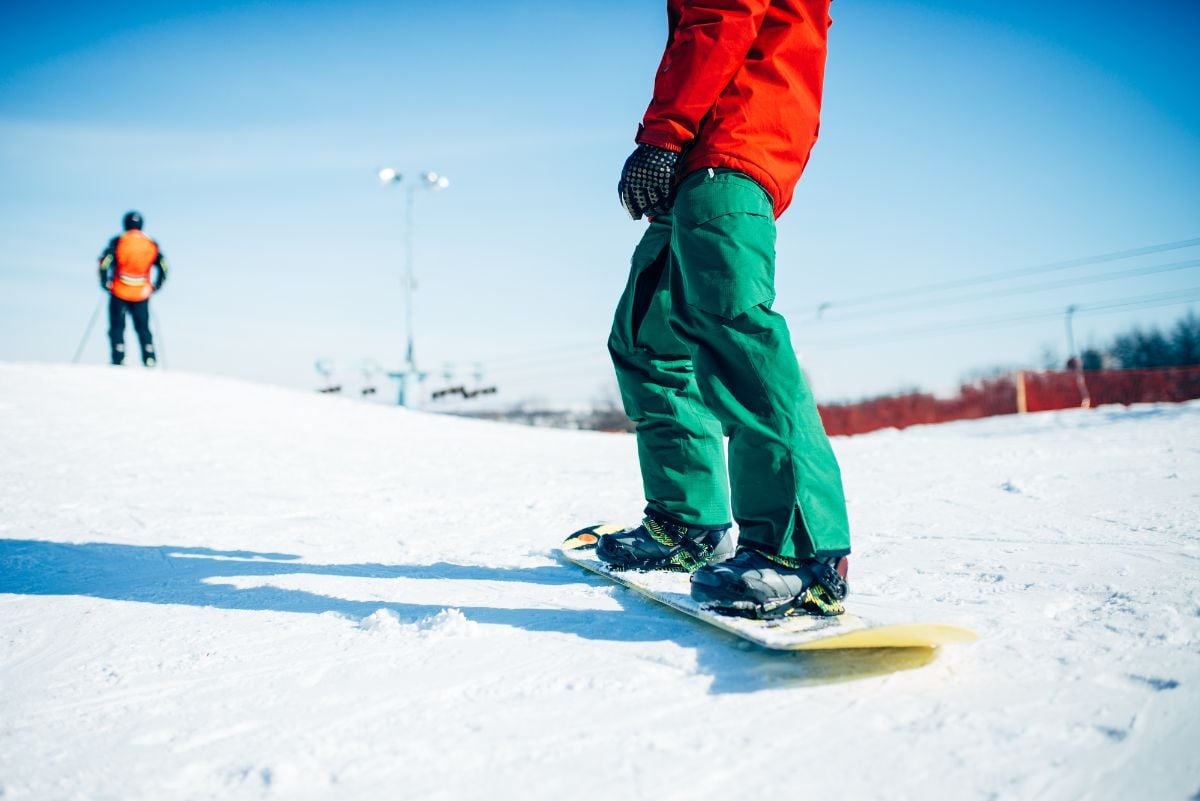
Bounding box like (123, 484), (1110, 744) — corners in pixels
(150, 308), (167, 369)
(72, 297), (105, 364)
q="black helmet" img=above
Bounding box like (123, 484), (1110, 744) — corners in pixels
(123, 211), (143, 231)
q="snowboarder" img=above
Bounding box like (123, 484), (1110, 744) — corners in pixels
(596, 0), (852, 619)
(98, 211), (168, 367)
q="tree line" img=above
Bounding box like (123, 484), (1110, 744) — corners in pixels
(1082, 309), (1199, 370)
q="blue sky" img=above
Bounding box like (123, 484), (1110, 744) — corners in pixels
(1, 0), (1197, 406)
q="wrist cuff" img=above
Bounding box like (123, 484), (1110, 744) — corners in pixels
(635, 124), (685, 153)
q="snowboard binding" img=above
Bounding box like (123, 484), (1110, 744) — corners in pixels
(691, 551), (849, 619)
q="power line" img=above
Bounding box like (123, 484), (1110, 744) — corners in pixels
(463, 237), (1200, 383)
(486, 295), (1200, 385)
(803, 287), (1200, 350)
(483, 290), (1200, 378)
(792, 257), (1200, 325)
(780, 235), (1200, 317)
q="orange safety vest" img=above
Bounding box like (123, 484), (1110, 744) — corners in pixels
(111, 230), (159, 302)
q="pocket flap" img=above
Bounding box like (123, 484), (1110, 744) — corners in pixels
(678, 176), (773, 227)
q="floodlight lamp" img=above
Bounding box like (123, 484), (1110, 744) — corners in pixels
(378, 167), (401, 184)
(421, 171), (449, 191)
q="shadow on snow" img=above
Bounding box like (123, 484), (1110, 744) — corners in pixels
(0, 538), (935, 693)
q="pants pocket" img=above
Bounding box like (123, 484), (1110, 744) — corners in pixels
(673, 174), (777, 320)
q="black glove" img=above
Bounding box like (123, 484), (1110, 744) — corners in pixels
(618, 143), (680, 220)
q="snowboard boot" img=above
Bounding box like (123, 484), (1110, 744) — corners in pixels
(595, 515), (734, 572)
(690, 548), (849, 619)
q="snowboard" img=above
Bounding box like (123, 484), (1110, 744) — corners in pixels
(562, 525), (978, 651)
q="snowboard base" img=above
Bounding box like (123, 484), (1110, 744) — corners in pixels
(562, 525), (978, 652)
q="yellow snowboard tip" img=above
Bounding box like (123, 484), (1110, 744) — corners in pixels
(789, 623), (979, 651)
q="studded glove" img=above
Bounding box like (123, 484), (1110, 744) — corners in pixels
(618, 143), (680, 220)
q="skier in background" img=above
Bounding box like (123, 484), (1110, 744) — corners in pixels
(98, 211), (168, 367)
(595, 0), (852, 619)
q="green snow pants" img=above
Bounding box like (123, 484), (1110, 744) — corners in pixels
(608, 169), (851, 560)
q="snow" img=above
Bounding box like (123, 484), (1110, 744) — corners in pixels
(1, 363), (1197, 801)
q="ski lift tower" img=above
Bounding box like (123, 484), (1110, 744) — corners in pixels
(378, 167), (450, 407)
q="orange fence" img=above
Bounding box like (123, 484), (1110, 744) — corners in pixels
(817, 366), (1200, 437)
(1020, 367), (1200, 412)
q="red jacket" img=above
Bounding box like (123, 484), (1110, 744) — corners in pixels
(636, 0), (832, 218)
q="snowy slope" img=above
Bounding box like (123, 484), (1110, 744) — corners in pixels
(0, 363), (1197, 801)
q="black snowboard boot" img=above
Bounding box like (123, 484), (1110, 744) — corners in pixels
(690, 548), (849, 619)
(595, 515), (734, 572)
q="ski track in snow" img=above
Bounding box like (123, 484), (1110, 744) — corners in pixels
(0, 363), (1197, 800)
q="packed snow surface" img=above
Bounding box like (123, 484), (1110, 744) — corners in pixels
(1, 364), (1197, 801)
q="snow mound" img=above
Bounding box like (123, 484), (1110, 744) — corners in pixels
(356, 607), (477, 638)
(357, 608), (406, 633)
(416, 607), (477, 638)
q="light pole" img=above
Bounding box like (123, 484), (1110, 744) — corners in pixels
(378, 167), (450, 407)
(1064, 304), (1091, 408)
(1064, 304), (1079, 364)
